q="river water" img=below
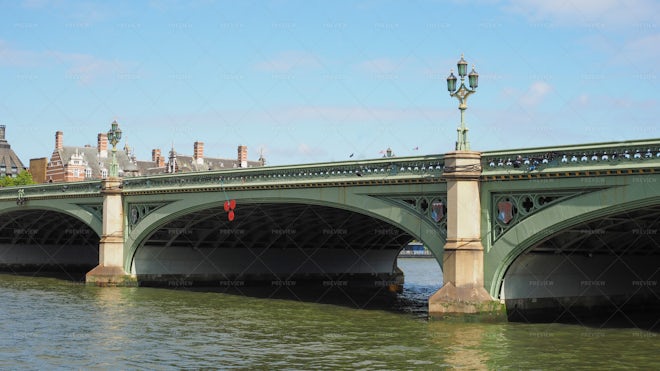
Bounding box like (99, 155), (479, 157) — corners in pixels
(0, 259), (657, 369)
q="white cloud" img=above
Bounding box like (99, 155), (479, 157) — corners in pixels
(505, 0), (660, 25)
(0, 40), (39, 67)
(47, 51), (123, 83)
(357, 58), (400, 73)
(267, 105), (445, 124)
(298, 143), (321, 156)
(519, 81), (552, 107)
(0, 40), (125, 83)
(574, 94), (590, 107)
(254, 51), (322, 72)
(620, 33), (660, 65)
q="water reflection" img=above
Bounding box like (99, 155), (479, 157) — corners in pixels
(0, 271), (659, 369)
(428, 321), (503, 369)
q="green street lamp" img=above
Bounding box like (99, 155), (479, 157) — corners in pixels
(446, 54), (479, 151)
(107, 120), (122, 178)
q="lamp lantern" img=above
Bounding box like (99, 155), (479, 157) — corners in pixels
(107, 120), (122, 178)
(457, 54), (468, 77)
(446, 54), (479, 151)
(468, 65), (479, 89)
(446, 70), (457, 92)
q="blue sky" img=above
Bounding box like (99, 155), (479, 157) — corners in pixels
(1, 0), (658, 166)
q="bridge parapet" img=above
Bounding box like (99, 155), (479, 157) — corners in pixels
(122, 155), (445, 191)
(0, 180), (102, 201)
(481, 138), (660, 178)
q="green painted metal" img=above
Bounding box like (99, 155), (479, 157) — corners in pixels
(123, 182), (447, 273)
(107, 120), (122, 178)
(0, 180), (102, 200)
(0, 197), (103, 237)
(121, 155), (446, 191)
(489, 190), (586, 242)
(447, 54), (478, 151)
(482, 138), (660, 174)
(0, 181), (104, 237)
(483, 173), (660, 297)
(0, 139), (657, 298)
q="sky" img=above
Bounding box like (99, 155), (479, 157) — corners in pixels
(1, 0), (658, 166)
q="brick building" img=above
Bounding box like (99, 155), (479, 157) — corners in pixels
(44, 130), (139, 183)
(32, 123), (265, 183)
(136, 142), (264, 175)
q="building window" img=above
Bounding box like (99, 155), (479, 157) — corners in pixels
(85, 168), (92, 178)
(73, 169), (80, 178)
(101, 169), (108, 178)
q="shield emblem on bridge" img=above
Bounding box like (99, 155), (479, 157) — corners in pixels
(431, 202), (444, 222)
(497, 201), (514, 224)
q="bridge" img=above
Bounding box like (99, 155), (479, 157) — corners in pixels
(1, 138), (659, 318)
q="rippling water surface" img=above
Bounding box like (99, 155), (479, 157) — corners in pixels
(0, 259), (658, 369)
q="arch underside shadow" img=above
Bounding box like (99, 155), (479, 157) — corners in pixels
(486, 179), (660, 324)
(132, 202), (416, 287)
(126, 188), (447, 280)
(0, 208), (100, 278)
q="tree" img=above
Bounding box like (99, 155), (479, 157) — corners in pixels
(0, 170), (35, 187)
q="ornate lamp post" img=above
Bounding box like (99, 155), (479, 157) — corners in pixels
(106, 120), (122, 178)
(447, 54), (479, 151)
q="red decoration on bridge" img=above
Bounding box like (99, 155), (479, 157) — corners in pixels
(224, 199), (236, 221)
(431, 202), (444, 222)
(497, 201), (514, 224)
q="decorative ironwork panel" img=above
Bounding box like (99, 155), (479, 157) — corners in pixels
(76, 203), (103, 222)
(491, 191), (585, 242)
(127, 203), (170, 229)
(377, 194), (447, 238)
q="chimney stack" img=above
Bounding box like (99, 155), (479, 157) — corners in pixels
(152, 149), (165, 167)
(0, 125), (5, 141)
(238, 145), (248, 168)
(97, 133), (108, 158)
(55, 131), (63, 150)
(193, 141), (204, 165)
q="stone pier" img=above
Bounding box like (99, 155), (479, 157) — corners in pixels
(86, 178), (136, 286)
(429, 151), (503, 318)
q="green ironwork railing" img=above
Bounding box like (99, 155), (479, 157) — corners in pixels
(0, 155), (445, 198)
(3, 138), (657, 198)
(122, 155), (446, 191)
(0, 180), (102, 201)
(481, 138), (660, 174)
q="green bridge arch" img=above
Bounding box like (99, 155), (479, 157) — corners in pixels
(124, 186), (446, 273)
(485, 174), (660, 297)
(0, 199), (103, 238)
